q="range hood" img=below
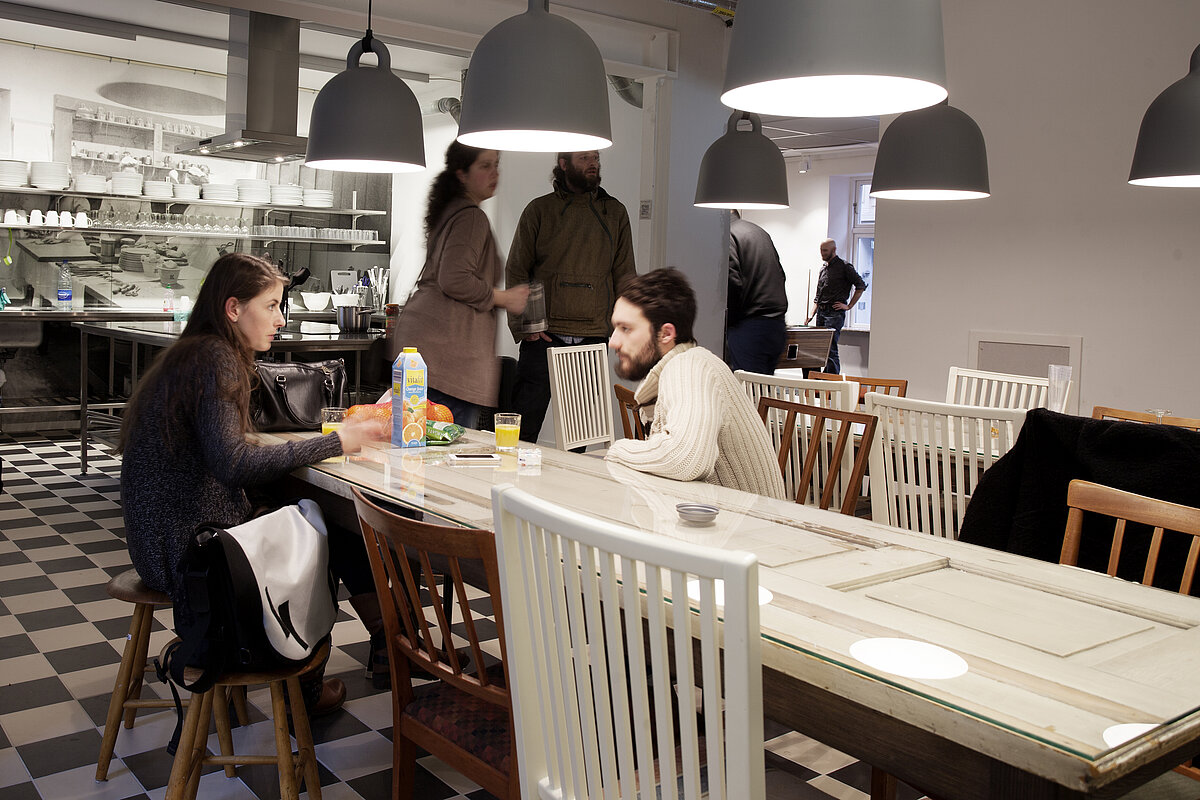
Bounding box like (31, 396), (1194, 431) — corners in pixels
(176, 11), (307, 163)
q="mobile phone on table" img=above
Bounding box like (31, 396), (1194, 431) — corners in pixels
(447, 452), (501, 466)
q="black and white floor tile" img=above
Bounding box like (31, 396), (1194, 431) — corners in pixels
(0, 432), (922, 800)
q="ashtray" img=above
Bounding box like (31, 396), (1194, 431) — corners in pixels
(676, 503), (719, 525)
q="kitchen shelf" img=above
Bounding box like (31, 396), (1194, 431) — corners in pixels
(0, 223), (384, 246)
(0, 185), (387, 216)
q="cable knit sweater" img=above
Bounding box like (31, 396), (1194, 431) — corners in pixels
(606, 343), (786, 500)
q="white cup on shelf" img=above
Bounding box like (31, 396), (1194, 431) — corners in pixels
(3, 209), (16, 225)
(29, 209), (43, 226)
(46, 210), (59, 226)
(75, 212), (89, 228)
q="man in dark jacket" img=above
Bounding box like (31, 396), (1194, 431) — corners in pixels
(726, 211), (787, 374)
(506, 151), (636, 444)
(805, 238), (866, 374)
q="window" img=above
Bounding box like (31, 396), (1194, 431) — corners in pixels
(848, 178), (875, 329)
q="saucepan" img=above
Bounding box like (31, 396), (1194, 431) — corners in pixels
(336, 305), (373, 332)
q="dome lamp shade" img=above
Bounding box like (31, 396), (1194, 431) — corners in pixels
(1129, 44), (1200, 187)
(457, 0), (612, 152)
(721, 0), (947, 118)
(305, 34), (425, 173)
(695, 111), (789, 209)
(871, 101), (990, 201)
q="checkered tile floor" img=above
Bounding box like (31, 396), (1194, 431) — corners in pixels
(0, 432), (924, 800)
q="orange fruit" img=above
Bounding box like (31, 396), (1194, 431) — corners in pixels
(346, 403), (392, 424)
(402, 421), (425, 442)
(427, 401), (454, 423)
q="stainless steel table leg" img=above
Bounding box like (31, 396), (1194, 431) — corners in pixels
(354, 352), (362, 405)
(79, 328), (89, 474)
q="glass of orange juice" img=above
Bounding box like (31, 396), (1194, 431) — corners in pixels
(321, 407), (346, 436)
(494, 412), (521, 451)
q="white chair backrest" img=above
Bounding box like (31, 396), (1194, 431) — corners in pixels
(736, 370), (858, 412)
(547, 343), (614, 450)
(866, 393), (1027, 539)
(737, 371), (859, 504)
(945, 366), (1072, 413)
(492, 484), (765, 800)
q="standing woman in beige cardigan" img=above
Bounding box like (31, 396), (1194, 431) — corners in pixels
(395, 142), (529, 428)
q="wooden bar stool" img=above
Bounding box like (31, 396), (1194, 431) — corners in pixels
(164, 641), (327, 800)
(96, 569), (248, 781)
(95, 569), (181, 781)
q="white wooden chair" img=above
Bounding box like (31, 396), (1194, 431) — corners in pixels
(492, 484), (765, 800)
(737, 371), (860, 507)
(946, 366), (1072, 413)
(866, 393), (1026, 539)
(547, 343), (614, 450)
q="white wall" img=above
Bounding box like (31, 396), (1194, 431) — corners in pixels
(871, 0), (1200, 416)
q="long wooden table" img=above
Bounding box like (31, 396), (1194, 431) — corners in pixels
(260, 429), (1200, 800)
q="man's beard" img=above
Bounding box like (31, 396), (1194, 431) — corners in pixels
(615, 339), (660, 381)
(564, 161), (600, 191)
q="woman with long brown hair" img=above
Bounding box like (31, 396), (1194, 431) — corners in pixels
(394, 141), (529, 428)
(119, 252), (386, 713)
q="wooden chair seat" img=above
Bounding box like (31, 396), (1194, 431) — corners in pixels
(105, 569), (171, 605)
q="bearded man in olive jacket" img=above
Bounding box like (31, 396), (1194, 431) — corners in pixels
(505, 150), (636, 444)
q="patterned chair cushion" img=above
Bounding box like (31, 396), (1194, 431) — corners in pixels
(404, 675), (511, 774)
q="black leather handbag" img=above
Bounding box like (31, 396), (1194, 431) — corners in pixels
(250, 359), (348, 432)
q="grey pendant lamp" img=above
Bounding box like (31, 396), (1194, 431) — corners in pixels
(457, 0), (612, 152)
(1129, 44), (1200, 187)
(305, 0), (425, 173)
(722, 0), (947, 118)
(871, 101), (990, 201)
(695, 111), (789, 209)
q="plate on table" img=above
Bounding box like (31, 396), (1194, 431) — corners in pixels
(676, 503), (719, 525)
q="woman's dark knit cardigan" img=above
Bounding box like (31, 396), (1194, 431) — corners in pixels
(120, 337), (341, 600)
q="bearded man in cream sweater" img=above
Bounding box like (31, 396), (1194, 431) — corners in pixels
(605, 268), (787, 500)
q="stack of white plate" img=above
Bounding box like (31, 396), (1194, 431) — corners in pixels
(202, 183), (237, 201)
(144, 180), (174, 199)
(111, 172), (144, 196)
(0, 160), (27, 187)
(236, 178), (270, 204)
(119, 246), (154, 272)
(173, 183), (201, 200)
(303, 188), (334, 208)
(73, 174), (107, 193)
(30, 161), (70, 190)
(271, 184), (303, 206)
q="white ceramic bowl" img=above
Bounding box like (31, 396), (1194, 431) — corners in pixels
(330, 293), (360, 308)
(301, 291), (331, 311)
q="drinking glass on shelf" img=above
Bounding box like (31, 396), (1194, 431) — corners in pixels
(1145, 409), (1172, 423)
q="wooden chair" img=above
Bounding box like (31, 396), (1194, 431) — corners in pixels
(1091, 406), (1200, 431)
(492, 483), (766, 800)
(866, 393), (1026, 539)
(164, 641), (325, 800)
(810, 371), (908, 408)
(547, 343), (614, 450)
(946, 366), (1071, 413)
(756, 396), (877, 515)
(614, 383), (647, 440)
(353, 487), (518, 800)
(1060, 479), (1200, 784)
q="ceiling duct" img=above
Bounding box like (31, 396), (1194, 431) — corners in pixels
(176, 10), (307, 162)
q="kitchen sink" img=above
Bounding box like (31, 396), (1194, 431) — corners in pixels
(0, 319), (43, 347)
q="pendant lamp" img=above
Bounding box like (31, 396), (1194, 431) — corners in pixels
(1129, 44), (1200, 187)
(871, 101), (990, 201)
(722, 0), (947, 118)
(457, 0), (612, 152)
(695, 111), (789, 209)
(305, 2), (425, 173)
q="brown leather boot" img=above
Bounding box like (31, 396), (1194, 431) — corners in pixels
(349, 593), (389, 689)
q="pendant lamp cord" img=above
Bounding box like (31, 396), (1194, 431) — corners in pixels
(363, 0), (373, 51)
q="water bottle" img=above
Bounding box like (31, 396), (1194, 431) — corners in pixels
(162, 287), (175, 314)
(174, 296), (191, 323)
(56, 261), (72, 311)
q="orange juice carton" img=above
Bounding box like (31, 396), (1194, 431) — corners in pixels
(391, 347), (426, 448)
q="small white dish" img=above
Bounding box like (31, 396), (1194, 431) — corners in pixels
(676, 503), (719, 525)
(301, 291), (331, 311)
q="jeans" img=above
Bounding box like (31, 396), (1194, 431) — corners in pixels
(815, 309), (846, 374)
(510, 334), (607, 444)
(725, 316), (786, 375)
(428, 387), (481, 431)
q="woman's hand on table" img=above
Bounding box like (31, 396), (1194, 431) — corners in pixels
(336, 415), (390, 454)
